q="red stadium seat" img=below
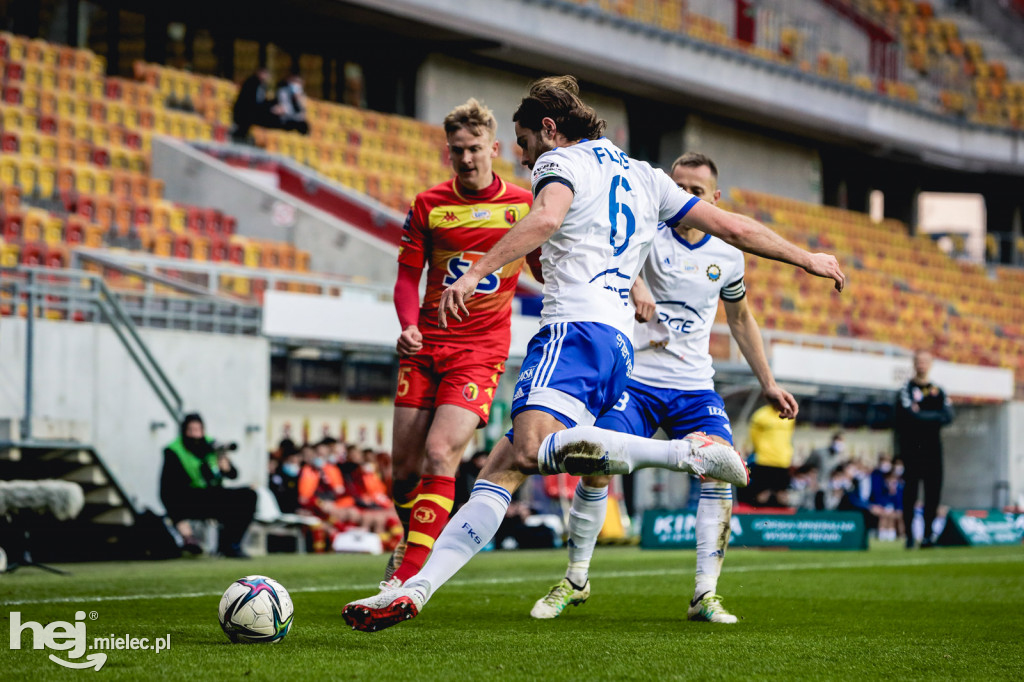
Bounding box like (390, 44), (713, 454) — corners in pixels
(208, 235), (229, 262)
(2, 211), (24, 241)
(20, 242), (45, 265)
(172, 233), (195, 259)
(65, 215), (86, 244)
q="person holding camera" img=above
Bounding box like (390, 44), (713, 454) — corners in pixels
(160, 413), (256, 558)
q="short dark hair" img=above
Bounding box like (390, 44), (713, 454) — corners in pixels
(512, 75), (606, 141)
(670, 152), (718, 179)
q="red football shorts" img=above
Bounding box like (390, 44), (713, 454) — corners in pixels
(395, 341), (507, 426)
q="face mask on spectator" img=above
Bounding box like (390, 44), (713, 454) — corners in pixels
(879, 461), (892, 473)
(894, 465), (905, 477)
(282, 462), (300, 477)
(313, 456), (325, 469)
(361, 463), (375, 473)
(832, 441), (845, 454)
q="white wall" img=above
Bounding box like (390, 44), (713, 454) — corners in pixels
(941, 403), (1011, 509)
(1005, 402), (1024, 507)
(683, 115), (823, 203)
(0, 318), (269, 514)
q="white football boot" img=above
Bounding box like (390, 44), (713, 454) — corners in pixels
(686, 592), (739, 624)
(530, 578), (591, 619)
(343, 583), (428, 632)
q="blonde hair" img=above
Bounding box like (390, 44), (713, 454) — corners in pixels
(443, 98), (497, 138)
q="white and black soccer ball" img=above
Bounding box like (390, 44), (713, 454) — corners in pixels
(218, 575), (294, 643)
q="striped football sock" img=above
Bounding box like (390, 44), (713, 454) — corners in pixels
(566, 481), (608, 587)
(694, 481), (733, 599)
(393, 475), (455, 583)
(406, 480), (511, 601)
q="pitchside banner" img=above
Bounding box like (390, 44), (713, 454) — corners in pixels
(641, 510), (868, 550)
(938, 509), (1024, 546)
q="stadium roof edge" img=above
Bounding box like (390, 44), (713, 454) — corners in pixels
(343, 0), (1024, 176)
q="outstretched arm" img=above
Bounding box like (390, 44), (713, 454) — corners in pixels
(680, 201), (845, 292)
(439, 183), (572, 328)
(724, 297), (798, 419)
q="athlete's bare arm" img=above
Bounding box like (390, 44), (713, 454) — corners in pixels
(681, 201), (845, 292)
(723, 297), (798, 419)
(439, 183), (572, 328)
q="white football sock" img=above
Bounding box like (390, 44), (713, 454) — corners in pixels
(539, 426), (691, 475)
(565, 481), (608, 586)
(694, 481), (733, 600)
(406, 481), (510, 601)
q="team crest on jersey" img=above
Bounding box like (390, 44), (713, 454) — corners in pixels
(414, 507), (436, 524)
(706, 264), (722, 281)
(504, 206), (521, 226)
(463, 382), (479, 401)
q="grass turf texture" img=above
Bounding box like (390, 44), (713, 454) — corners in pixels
(3, 543), (1023, 681)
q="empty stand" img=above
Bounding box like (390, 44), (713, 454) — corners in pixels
(0, 32), (311, 307)
(727, 188), (1024, 388)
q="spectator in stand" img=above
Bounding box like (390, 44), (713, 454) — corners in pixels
(815, 462), (884, 533)
(314, 437), (338, 466)
(336, 447), (403, 550)
(870, 454), (894, 500)
(870, 468), (905, 542)
(276, 437), (298, 461)
(160, 413), (256, 558)
(805, 431), (846, 487)
(895, 349), (954, 549)
(741, 404), (796, 507)
(270, 450), (302, 514)
(785, 463), (819, 511)
(816, 465), (848, 511)
(298, 443), (360, 528)
(276, 72), (310, 135)
(232, 67), (285, 142)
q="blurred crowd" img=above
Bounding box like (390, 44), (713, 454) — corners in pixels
(266, 437), (570, 553)
(739, 431), (946, 543)
(267, 437), (399, 552)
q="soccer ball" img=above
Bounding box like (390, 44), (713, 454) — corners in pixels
(218, 575), (294, 643)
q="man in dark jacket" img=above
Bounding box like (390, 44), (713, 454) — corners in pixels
(231, 67), (284, 142)
(160, 413), (256, 557)
(894, 350), (954, 549)
(276, 73), (310, 135)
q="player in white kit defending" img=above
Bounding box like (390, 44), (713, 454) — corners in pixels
(343, 77), (844, 632)
(530, 152), (799, 624)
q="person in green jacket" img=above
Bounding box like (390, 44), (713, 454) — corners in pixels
(160, 413), (256, 558)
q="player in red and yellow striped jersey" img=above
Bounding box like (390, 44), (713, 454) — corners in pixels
(386, 98), (535, 586)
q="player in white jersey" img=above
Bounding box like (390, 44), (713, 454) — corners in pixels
(530, 152), (798, 624)
(343, 77), (843, 632)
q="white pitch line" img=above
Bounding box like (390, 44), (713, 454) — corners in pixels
(4, 551), (1021, 607)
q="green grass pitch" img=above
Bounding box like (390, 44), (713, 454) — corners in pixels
(3, 543), (1023, 680)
